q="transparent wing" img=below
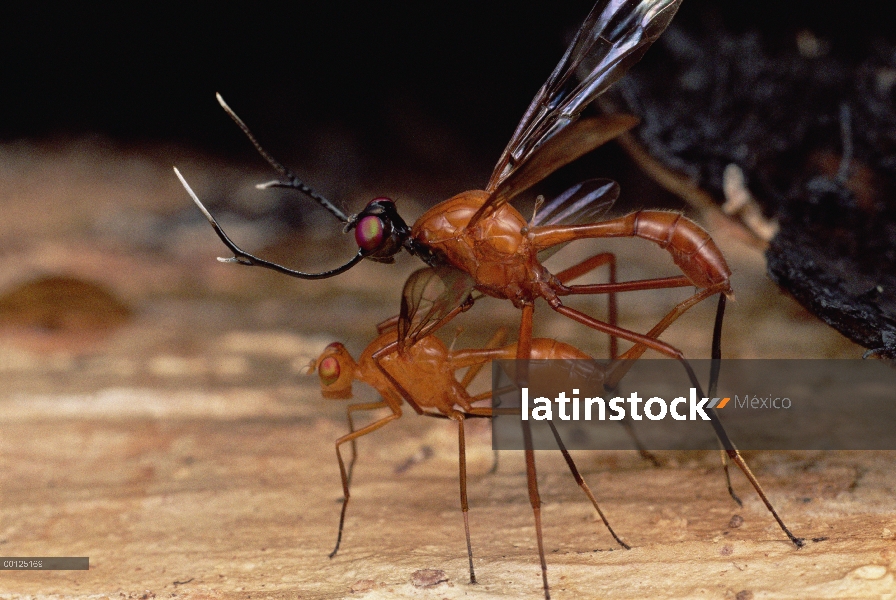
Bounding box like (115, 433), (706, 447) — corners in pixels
(398, 266), (477, 347)
(531, 178), (619, 228)
(490, 0), (682, 191)
(533, 178), (621, 261)
(480, 114), (636, 216)
(471, 0), (681, 225)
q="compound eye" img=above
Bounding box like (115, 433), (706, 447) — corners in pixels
(318, 356), (341, 386)
(354, 214), (386, 252)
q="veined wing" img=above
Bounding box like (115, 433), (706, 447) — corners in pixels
(490, 0), (681, 191)
(398, 266), (477, 348)
(471, 0), (681, 226)
(533, 178), (620, 261)
(531, 179), (619, 227)
(482, 114), (636, 214)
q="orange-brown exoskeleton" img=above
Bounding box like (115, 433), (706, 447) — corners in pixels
(312, 329), (632, 589)
(311, 328), (628, 583)
(176, 0), (733, 385)
(311, 269), (734, 595)
(178, 0), (802, 596)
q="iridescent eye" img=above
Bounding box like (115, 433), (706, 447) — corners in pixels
(355, 215), (385, 252)
(318, 356), (340, 386)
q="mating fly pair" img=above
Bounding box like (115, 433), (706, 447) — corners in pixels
(307, 262), (727, 593)
(177, 0), (803, 597)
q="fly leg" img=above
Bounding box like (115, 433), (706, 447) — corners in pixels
(327, 343), (423, 558)
(554, 252), (618, 358)
(369, 346), (488, 585)
(417, 409), (481, 585)
(344, 400), (390, 486)
(457, 327), (508, 475)
(556, 253), (740, 498)
(554, 252), (670, 465)
(545, 298), (801, 546)
(546, 418), (630, 549)
(449, 409), (477, 585)
(458, 327), (510, 388)
(466, 394), (631, 550)
(601, 290), (742, 504)
(330, 404), (402, 558)
(452, 332), (631, 553)
(516, 303), (550, 599)
(707, 294), (742, 506)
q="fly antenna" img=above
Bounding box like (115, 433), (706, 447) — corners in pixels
(175, 167), (364, 279)
(215, 93), (350, 223)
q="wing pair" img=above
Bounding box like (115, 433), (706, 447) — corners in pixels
(400, 0), (682, 344)
(472, 0), (681, 225)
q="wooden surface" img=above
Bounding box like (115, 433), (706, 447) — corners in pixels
(1, 143), (894, 599)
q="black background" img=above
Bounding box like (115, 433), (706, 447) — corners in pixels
(1, 0), (893, 219)
(3, 2), (885, 157)
(2, 2), (598, 165)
